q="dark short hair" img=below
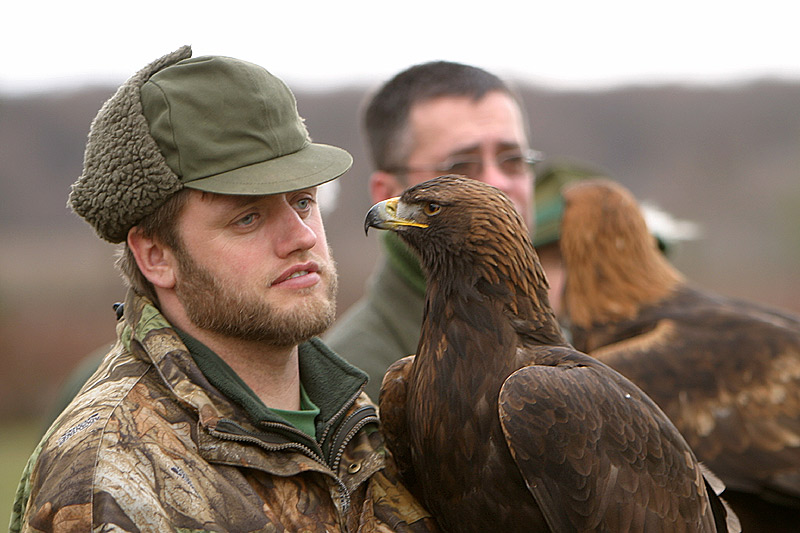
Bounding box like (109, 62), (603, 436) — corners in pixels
(363, 61), (521, 172)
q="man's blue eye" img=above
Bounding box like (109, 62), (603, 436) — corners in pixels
(237, 213), (256, 226)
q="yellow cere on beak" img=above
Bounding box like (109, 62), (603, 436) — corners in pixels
(364, 197), (429, 235)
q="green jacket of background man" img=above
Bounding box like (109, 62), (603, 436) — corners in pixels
(10, 290), (437, 532)
(325, 233), (426, 401)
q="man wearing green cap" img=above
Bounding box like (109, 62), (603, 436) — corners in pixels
(10, 47), (437, 532)
(324, 61), (540, 400)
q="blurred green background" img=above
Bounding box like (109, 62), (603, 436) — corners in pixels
(1, 422), (39, 528)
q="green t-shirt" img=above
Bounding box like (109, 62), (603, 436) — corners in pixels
(268, 386), (320, 439)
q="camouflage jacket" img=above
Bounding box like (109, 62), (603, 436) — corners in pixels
(10, 290), (438, 532)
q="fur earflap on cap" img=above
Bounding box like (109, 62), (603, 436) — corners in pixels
(68, 46), (193, 243)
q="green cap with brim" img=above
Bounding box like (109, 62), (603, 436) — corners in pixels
(141, 55), (352, 195)
(69, 46), (352, 243)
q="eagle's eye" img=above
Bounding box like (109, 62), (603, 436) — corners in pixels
(424, 203), (442, 216)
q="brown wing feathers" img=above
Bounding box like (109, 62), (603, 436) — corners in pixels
(560, 178), (800, 531)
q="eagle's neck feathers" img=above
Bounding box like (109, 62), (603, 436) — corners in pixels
(421, 220), (567, 356)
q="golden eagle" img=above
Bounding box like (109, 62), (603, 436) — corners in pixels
(365, 175), (738, 532)
(560, 178), (800, 531)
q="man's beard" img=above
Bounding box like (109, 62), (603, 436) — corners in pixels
(173, 246), (338, 347)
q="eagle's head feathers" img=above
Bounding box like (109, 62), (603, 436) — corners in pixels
(366, 175), (536, 280)
(366, 175), (561, 342)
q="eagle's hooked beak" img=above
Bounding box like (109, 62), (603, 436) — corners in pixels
(364, 197), (429, 235)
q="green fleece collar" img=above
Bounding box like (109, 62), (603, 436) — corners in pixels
(382, 231), (427, 296)
(176, 330), (367, 440)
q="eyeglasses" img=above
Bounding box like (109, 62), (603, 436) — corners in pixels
(386, 149), (544, 178)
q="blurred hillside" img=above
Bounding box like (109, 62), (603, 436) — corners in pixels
(1, 80), (799, 421)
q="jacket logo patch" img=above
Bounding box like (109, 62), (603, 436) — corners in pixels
(57, 413), (100, 447)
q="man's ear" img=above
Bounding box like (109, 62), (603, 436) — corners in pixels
(369, 170), (405, 203)
(127, 228), (177, 290)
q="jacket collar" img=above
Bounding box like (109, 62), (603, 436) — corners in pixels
(121, 290), (368, 438)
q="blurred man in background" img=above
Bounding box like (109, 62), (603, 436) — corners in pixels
(324, 61), (540, 400)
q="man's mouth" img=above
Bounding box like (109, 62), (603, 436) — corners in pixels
(286, 270), (309, 280)
(271, 262), (321, 287)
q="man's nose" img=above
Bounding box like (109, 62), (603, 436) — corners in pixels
(274, 207), (317, 258)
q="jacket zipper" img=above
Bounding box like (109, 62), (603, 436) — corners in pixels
(209, 420), (353, 514)
(328, 406), (380, 471)
(318, 390), (362, 444)
(209, 403), (375, 515)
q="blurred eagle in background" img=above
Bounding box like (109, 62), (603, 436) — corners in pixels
(559, 178), (800, 531)
(365, 175), (738, 532)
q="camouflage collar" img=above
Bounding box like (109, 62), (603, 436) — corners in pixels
(121, 290), (368, 442)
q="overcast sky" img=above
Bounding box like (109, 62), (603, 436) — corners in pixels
(3, 0), (798, 95)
